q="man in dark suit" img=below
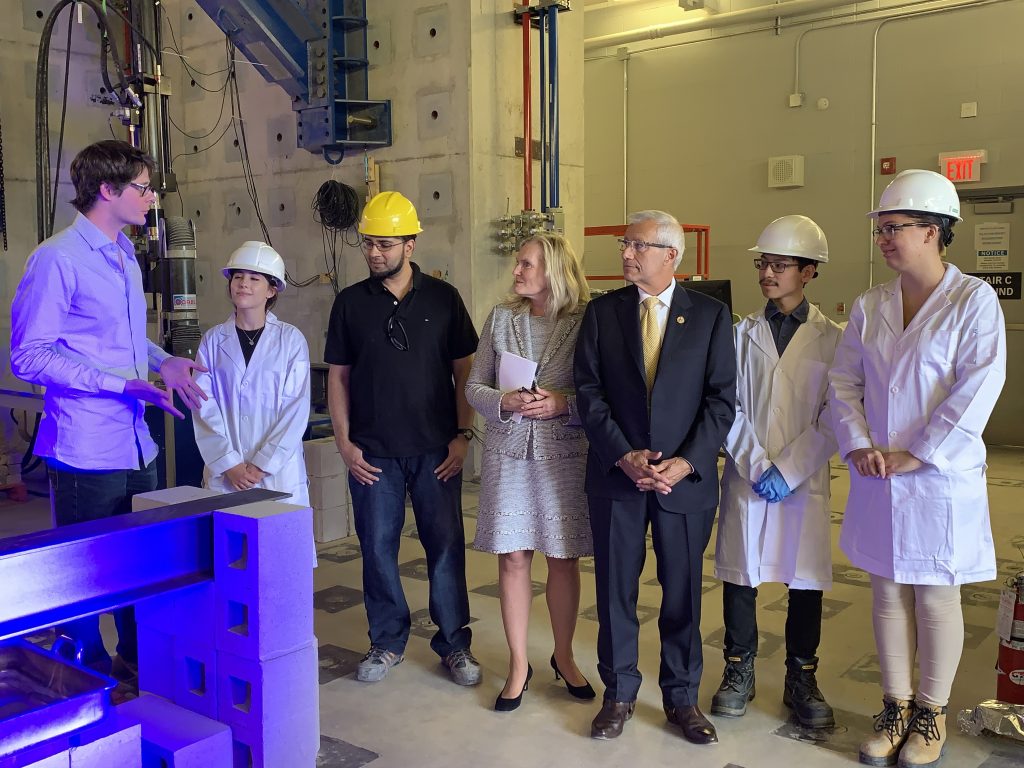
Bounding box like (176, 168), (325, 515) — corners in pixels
(574, 210), (736, 744)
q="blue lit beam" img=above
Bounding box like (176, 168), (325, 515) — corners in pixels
(0, 489), (286, 642)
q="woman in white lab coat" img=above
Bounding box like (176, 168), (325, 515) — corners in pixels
(714, 215), (842, 729)
(193, 242), (311, 507)
(829, 170), (1006, 768)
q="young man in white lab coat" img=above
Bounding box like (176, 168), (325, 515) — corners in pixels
(713, 215), (843, 728)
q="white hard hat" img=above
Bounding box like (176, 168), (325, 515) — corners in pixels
(748, 215), (829, 263)
(868, 169), (962, 221)
(222, 241), (286, 290)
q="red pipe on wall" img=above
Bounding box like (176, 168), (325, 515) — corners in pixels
(522, 12), (532, 211)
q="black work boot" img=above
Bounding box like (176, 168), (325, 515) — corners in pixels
(711, 653), (755, 717)
(783, 656), (835, 728)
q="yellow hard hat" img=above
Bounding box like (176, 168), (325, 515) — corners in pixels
(358, 191), (423, 237)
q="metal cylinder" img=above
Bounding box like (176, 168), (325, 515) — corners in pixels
(161, 217), (201, 358)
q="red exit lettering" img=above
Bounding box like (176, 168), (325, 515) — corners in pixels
(945, 157), (976, 181)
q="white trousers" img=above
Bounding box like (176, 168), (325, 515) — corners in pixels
(870, 575), (964, 707)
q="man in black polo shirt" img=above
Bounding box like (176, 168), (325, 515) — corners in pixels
(325, 191), (481, 686)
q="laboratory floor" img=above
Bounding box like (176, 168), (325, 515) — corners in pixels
(3, 451), (1023, 768)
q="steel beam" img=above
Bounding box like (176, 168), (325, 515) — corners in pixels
(0, 489), (286, 642)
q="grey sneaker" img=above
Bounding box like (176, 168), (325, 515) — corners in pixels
(444, 648), (482, 686)
(357, 647), (404, 682)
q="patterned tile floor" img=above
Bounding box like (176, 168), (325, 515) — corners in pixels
(3, 452), (1024, 767)
(312, 448), (1024, 768)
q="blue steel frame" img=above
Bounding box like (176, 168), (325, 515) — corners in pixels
(193, 0), (391, 159)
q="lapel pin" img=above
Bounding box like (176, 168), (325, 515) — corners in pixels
(676, 316), (685, 324)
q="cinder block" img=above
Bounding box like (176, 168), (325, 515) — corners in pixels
(172, 638), (218, 719)
(313, 504), (351, 543)
(4, 744), (69, 768)
(116, 694), (231, 768)
(137, 626), (175, 699)
(216, 643), (319, 767)
(303, 437), (344, 477)
(3, 711), (141, 768)
(229, 718), (319, 768)
(69, 713), (142, 768)
(131, 486), (222, 512)
(214, 581), (313, 662)
(136, 583), (217, 645)
(213, 503), (314, 660)
(307, 472), (347, 511)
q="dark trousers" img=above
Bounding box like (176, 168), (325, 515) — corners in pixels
(589, 493), (715, 708)
(722, 580), (823, 660)
(48, 460), (158, 668)
(348, 448), (472, 659)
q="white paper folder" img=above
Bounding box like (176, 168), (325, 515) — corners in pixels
(497, 351), (537, 424)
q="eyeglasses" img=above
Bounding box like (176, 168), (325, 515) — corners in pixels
(617, 238), (672, 254)
(872, 222), (934, 239)
(517, 386), (539, 403)
(753, 258), (801, 273)
(385, 309), (409, 351)
(126, 181), (155, 197)
(361, 238), (405, 254)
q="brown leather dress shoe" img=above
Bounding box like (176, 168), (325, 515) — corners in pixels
(591, 699), (636, 740)
(665, 705), (719, 745)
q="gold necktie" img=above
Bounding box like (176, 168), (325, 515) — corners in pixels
(641, 296), (661, 391)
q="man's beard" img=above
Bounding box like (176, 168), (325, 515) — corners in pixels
(370, 260), (403, 281)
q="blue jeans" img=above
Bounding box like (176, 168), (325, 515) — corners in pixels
(349, 448), (472, 659)
(48, 460), (158, 669)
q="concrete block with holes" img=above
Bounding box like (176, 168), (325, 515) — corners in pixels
(215, 643), (319, 768)
(115, 694), (231, 768)
(6, 709), (143, 768)
(68, 713), (142, 768)
(212, 502), (315, 660)
(135, 582), (218, 647)
(173, 638), (219, 720)
(137, 625), (175, 700)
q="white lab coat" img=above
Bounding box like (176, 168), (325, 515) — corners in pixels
(716, 304), (842, 590)
(828, 264), (1006, 585)
(193, 312), (311, 507)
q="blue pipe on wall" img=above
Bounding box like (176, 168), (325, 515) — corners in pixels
(539, 11), (547, 213)
(548, 5), (559, 209)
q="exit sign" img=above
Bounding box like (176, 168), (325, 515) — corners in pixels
(939, 149), (987, 183)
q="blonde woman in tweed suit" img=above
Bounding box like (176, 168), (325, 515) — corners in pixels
(466, 233), (594, 712)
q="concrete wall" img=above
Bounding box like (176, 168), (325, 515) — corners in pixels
(1, 1), (119, 378)
(0, 1), (585, 368)
(583, 0), (1024, 443)
(0, 1), (585, 474)
(170, 0), (584, 354)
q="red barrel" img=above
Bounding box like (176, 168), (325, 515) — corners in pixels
(997, 639), (1024, 704)
(1013, 575), (1024, 641)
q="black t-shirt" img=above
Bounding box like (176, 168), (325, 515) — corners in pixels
(235, 325), (264, 366)
(324, 262), (479, 457)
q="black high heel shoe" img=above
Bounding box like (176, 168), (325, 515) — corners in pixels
(550, 655), (596, 700)
(494, 664), (533, 712)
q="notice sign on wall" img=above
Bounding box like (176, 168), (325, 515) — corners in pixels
(967, 272), (1021, 301)
(975, 222), (1010, 271)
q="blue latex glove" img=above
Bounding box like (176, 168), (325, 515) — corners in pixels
(752, 465), (792, 503)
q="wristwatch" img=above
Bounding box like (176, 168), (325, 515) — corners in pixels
(456, 428), (474, 442)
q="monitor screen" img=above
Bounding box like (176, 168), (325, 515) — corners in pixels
(681, 279), (733, 315)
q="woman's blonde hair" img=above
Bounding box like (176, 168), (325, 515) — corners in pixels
(502, 232), (590, 317)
